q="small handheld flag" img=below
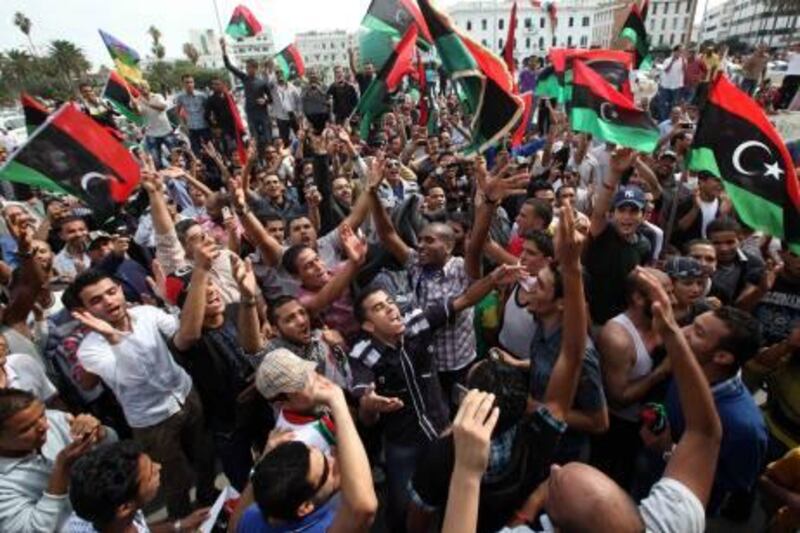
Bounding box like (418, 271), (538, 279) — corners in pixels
(226, 5), (262, 39)
(21, 93), (49, 135)
(102, 71), (144, 126)
(275, 44), (305, 79)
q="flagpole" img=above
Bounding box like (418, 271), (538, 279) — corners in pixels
(212, 0), (225, 36)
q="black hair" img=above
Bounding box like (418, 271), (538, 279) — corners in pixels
(281, 244), (312, 276)
(181, 74), (194, 82)
(58, 215), (87, 231)
(69, 441), (143, 529)
(257, 212), (286, 228)
(466, 359), (529, 435)
(267, 295), (299, 325)
(69, 269), (116, 307)
(523, 230), (554, 258)
(683, 238), (713, 254)
(0, 388), (37, 433)
(524, 197), (554, 227)
(706, 216), (741, 237)
(354, 286), (385, 326)
(252, 441), (315, 522)
(528, 179), (554, 196)
(175, 219), (200, 245)
(713, 306), (762, 369)
(548, 263), (565, 301)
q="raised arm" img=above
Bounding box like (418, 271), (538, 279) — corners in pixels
(635, 268), (722, 505)
(543, 204), (588, 420)
(2, 213), (47, 328)
(173, 241), (217, 351)
(231, 182), (283, 267)
(302, 224), (366, 314)
(220, 38), (247, 81)
(453, 264), (526, 313)
(366, 159), (412, 265)
(590, 148), (636, 237)
(231, 255), (264, 354)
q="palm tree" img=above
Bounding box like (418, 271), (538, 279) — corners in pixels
(13, 12), (37, 56)
(48, 40), (91, 80)
(4, 49), (36, 86)
(148, 25), (165, 60)
(182, 43), (200, 65)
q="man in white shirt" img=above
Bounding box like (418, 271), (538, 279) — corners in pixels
(657, 45), (686, 122)
(271, 70), (302, 146)
(135, 81), (175, 169)
(72, 267), (217, 520)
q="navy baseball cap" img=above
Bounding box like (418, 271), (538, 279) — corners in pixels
(613, 186), (646, 210)
(664, 256), (705, 279)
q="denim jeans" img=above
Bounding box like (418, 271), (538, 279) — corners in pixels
(188, 128), (212, 158)
(384, 439), (426, 533)
(145, 133), (178, 169)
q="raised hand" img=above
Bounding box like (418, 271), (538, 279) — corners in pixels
(146, 259), (167, 302)
(7, 212), (36, 253)
(194, 239), (219, 271)
(231, 256), (258, 298)
(489, 263), (528, 287)
(452, 390), (499, 475)
(634, 267), (678, 336)
(140, 169), (165, 195)
(475, 156), (529, 202)
(367, 156), (387, 192)
(554, 202), (586, 267)
(340, 224), (367, 265)
(67, 413), (104, 443)
(609, 147), (638, 176)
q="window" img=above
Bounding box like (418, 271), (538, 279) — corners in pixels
(539, 36), (545, 48)
(670, 33), (675, 45)
(540, 17), (545, 28)
(652, 2), (657, 15)
(567, 35), (573, 46)
(322, 43), (326, 50)
(675, 2), (680, 14)
(482, 39), (488, 46)
(661, 19), (666, 30)
(686, 0), (691, 12)
(552, 36), (557, 46)
(499, 18), (504, 30)
(580, 36), (588, 47)
(526, 37), (531, 49)
(582, 16), (590, 27)
(499, 38), (504, 49)
(659, 34), (664, 45)
(482, 19), (487, 30)
(467, 20), (472, 31)
(525, 17), (532, 29)
(673, 17), (678, 29)
(569, 16), (574, 27)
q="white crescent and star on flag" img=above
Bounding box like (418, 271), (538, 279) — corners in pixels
(732, 141), (784, 181)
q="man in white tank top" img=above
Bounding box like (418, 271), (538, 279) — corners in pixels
(590, 268), (673, 489)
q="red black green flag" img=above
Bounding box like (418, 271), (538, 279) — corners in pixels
(102, 71), (143, 125)
(21, 93), (49, 135)
(503, 1), (518, 89)
(355, 26), (419, 139)
(226, 5), (262, 39)
(511, 91), (533, 147)
(0, 104), (140, 222)
(418, 0), (523, 153)
(689, 75), (800, 254)
(275, 44), (305, 79)
(550, 48), (634, 103)
(361, 0), (433, 47)
(619, 1), (652, 69)
(570, 60), (658, 153)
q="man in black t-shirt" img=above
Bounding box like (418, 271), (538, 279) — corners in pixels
(327, 66), (359, 125)
(165, 241), (268, 491)
(584, 149), (652, 325)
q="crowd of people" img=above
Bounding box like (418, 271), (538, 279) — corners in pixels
(0, 34), (799, 533)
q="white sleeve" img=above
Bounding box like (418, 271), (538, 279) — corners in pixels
(639, 477), (705, 533)
(149, 306), (180, 338)
(8, 354), (57, 401)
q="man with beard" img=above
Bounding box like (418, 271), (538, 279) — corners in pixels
(72, 268), (217, 519)
(53, 216), (90, 283)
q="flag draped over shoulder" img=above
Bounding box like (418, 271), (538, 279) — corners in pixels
(226, 5), (262, 39)
(355, 26), (419, 139)
(570, 59), (658, 153)
(0, 104), (140, 222)
(102, 71), (143, 125)
(418, 0), (523, 153)
(21, 93), (49, 135)
(689, 75), (800, 254)
(619, 1), (652, 69)
(275, 44), (305, 79)
(99, 30), (143, 83)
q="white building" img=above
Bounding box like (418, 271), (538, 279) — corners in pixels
(296, 30), (357, 82)
(189, 28), (224, 69)
(644, 0), (699, 49)
(446, 0), (597, 61)
(228, 30), (276, 64)
(592, 1), (628, 48)
(698, 0), (797, 49)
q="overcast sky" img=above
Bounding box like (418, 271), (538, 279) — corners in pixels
(0, 0), (724, 69)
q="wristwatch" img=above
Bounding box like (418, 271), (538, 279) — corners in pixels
(172, 519), (182, 532)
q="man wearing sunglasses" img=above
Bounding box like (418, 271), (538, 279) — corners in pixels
(236, 373), (377, 533)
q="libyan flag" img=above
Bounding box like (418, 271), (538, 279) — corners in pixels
(570, 59), (658, 153)
(21, 93), (49, 135)
(102, 71), (143, 125)
(275, 44), (305, 79)
(550, 48), (633, 104)
(689, 74), (800, 254)
(619, 1), (652, 69)
(418, 0), (523, 153)
(361, 0), (433, 48)
(0, 104), (141, 222)
(226, 5), (262, 39)
(355, 25), (419, 139)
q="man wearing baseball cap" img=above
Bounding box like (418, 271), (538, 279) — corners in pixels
(664, 256), (719, 325)
(585, 147), (653, 324)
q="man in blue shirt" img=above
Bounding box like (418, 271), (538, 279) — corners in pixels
(643, 306), (768, 514)
(174, 75), (210, 156)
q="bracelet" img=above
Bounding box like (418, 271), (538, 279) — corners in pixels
(241, 295), (257, 306)
(173, 519), (182, 532)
